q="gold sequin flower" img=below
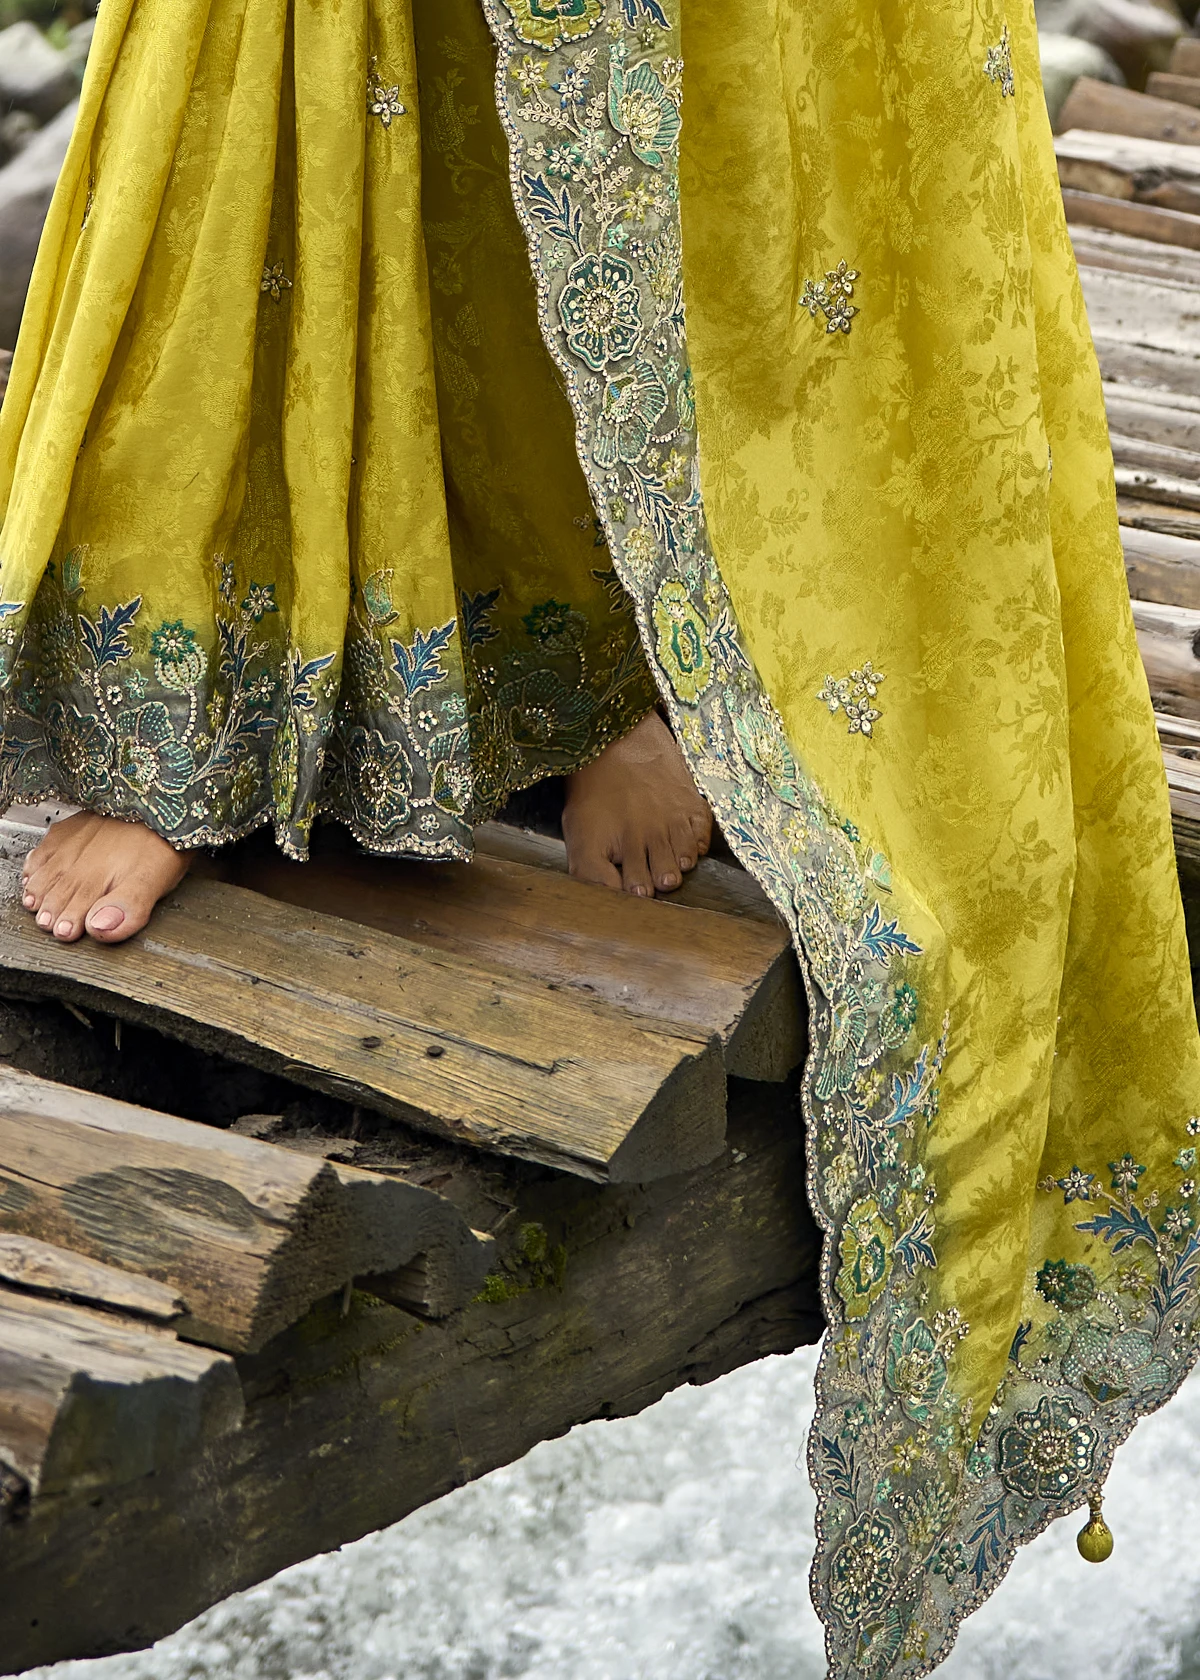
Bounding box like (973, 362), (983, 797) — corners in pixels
(818, 660), (886, 736)
(985, 25), (1015, 97)
(368, 58), (407, 126)
(801, 260), (860, 336)
(260, 263), (292, 301)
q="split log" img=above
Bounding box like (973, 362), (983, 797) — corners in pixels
(0, 864), (726, 1184)
(1122, 524), (1200, 607)
(1110, 430), (1200, 486)
(1131, 597), (1200, 718)
(1105, 380), (1200, 454)
(1165, 744), (1200, 871)
(1058, 78), (1200, 147)
(1072, 223), (1200, 285)
(227, 832), (804, 1085)
(0, 1234), (184, 1322)
(0, 1287), (242, 1501)
(1171, 37), (1200, 78)
(1119, 496), (1200, 539)
(1077, 263), (1200, 398)
(1056, 129), (1200, 214)
(0, 1074), (824, 1671)
(0, 1067), (492, 1351)
(1063, 187), (1200, 253)
(1147, 72), (1200, 110)
(1115, 463), (1200, 509)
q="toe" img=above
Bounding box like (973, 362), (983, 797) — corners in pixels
(668, 816), (699, 874)
(618, 843), (655, 899)
(567, 843), (623, 892)
(51, 886), (94, 943)
(648, 834), (682, 894)
(86, 890), (154, 944)
(689, 810), (712, 856)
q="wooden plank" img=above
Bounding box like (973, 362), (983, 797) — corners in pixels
(1105, 380), (1200, 453)
(1115, 463), (1200, 509)
(0, 1234), (184, 1323)
(0, 1287), (242, 1500)
(1059, 77), (1200, 147)
(1170, 37), (1200, 78)
(1148, 72), (1200, 111)
(0, 1076), (824, 1669)
(1120, 496), (1200, 539)
(0, 867), (726, 1184)
(1057, 128), (1200, 213)
(1165, 745), (1200, 869)
(1123, 524), (1200, 607)
(1132, 596), (1200, 718)
(1078, 263), (1200, 400)
(226, 836), (803, 1085)
(1111, 429), (1200, 484)
(0, 1067), (493, 1351)
(1073, 224), (1200, 286)
(1063, 188), (1200, 253)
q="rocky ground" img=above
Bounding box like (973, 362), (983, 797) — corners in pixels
(0, 0), (1196, 406)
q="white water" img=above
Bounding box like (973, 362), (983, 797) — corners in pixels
(21, 1343), (1200, 1680)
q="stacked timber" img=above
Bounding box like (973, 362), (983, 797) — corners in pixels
(1056, 45), (1200, 879)
(0, 799), (820, 1672)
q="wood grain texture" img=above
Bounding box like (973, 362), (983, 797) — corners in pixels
(1171, 37), (1200, 77)
(1120, 496), (1200, 538)
(1132, 597), (1200, 717)
(0, 1067), (492, 1351)
(1073, 223), (1200, 285)
(1059, 77), (1200, 146)
(0, 1287), (242, 1499)
(0, 1078), (823, 1670)
(1057, 127), (1200, 212)
(1105, 380), (1200, 454)
(1148, 71), (1200, 111)
(1123, 524), (1200, 607)
(1063, 187), (1200, 252)
(0, 867), (726, 1183)
(227, 836), (804, 1084)
(0, 1234), (184, 1322)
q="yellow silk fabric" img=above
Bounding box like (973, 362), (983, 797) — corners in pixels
(680, 0), (1199, 1409)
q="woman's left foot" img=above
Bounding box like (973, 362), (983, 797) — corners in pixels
(21, 812), (190, 944)
(562, 709), (712, 896)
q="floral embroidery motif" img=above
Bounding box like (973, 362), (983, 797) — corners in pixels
(260, 263), (292, 301)
(818, 660), (886, 736)
(996, 1397), (1097, 1501)
(502, 0), (603, 50)
(801, 260), (860, 336)
(985, 25), (1015, 98)
(367, 57), (407, 126)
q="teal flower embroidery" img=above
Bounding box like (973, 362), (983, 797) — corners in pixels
(45, 701), (113, 802)
(342, 725), (413, 834)
(885, 1317), (948, 1422)
(835, 1196), (896, 1321)
(652, 579), (713, 703)
(1036, 1259), (1097, 1312)
(558, 252), (641, 370)
(1062, 1320), (1169, 1404)
(608, 47), (680, 166)
(150, 620), (207, 692)
(115, 702), (197, 829)
(996, 1396), (1097, 1502)
(594, 360), (669, 466)
(502, 0), (602, 50)
(828, 1509), (900, 1628)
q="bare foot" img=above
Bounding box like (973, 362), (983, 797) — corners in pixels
(563, 709), (712, 897)
(21, 812), (190, 944)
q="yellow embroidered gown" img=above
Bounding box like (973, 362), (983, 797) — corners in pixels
(2, 0), (1198, 1672)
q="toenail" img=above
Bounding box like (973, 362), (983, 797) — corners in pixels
(89, 906), (125, 932)
(22, 893), (34, 907)
(36, 911), (52, 927)
(54, 919), (73, 938)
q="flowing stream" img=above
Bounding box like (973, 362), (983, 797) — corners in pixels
(19, 1344), (1200, 1680)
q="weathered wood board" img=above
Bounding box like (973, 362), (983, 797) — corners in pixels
(0, 1286), (243, 1502)
(1063, 186), (1200, 252)
(0, 1067), (493, 1350)
(226, 834), (805, 1084)
(1148, 72), (1200, 112)
(1059, 77), (1200, 147)
(1057, 128), (1200, 214)
(1132, 598), (1200, 719)
(0, 1075), (823, 1672)
(0, 863), (726, 1183)
(1171, 37), (1200, 78)
(1123, 525), (1200, 609)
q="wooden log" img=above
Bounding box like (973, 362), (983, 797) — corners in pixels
(1063, 187), (1200, 253)
(1078, 264), (1200, 399)
(1123, 524), (1200, 607)
(1131, 597), (1200, 718)
(1111, 430), (1200, 485)
(0, 1075), (824, 1670)
(1170, 37), (1200, 78)
(1115, 463), (1200, 509)
(1057, 129), (1200, 213)
(227, 837), (804, 1085)
(1105, 380), (1200, 453)
(0, 1067), (492, 1351)
(1120, 496), (1200, 539)
(1147, 72), (1200, 110)
(0, 1234), (184, 1323)
(0, 1287), (242, 1500)
(1072, 224), (1200, 286)
(1165, 744), (1200, 870)
(1058, 77), (1200, 147)
(0, 866), (726, 1184)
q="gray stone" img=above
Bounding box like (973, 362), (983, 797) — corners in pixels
(0, 108), (36, 168)
(0, 347), (11, 408)
(1040, 33), (1125, 128)
(61, 17), (95, 79)
(0, 99), (78, 352)
(0, 21), (79, 126)
(1036, 0), (1183, 81)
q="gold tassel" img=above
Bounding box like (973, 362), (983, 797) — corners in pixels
(1077, 1489), (1114, 1563)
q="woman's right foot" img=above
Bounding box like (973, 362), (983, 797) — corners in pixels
(21, 812), (190, 944)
